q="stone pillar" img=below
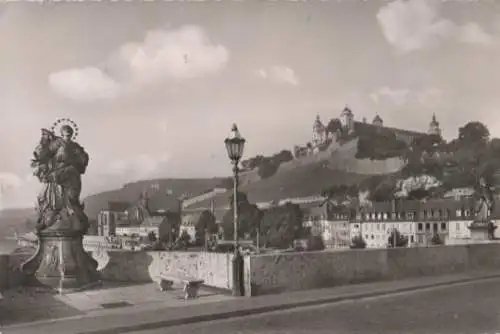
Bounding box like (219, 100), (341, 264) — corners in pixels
(21, 230), (101, 293)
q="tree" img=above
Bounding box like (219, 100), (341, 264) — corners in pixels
(431, 233), (444, 245)
(258, 158), (279, 179)
(350, 235), (367, 249)
(458, 121), (490, 146)
(194, 210), (217, 246)
(272, 150), (293, 164)
(307, 234), (325, 251)
(147, 231), (157, 243)
(179, 230), (191, 245)
(260, 202), (304, 249)
(222, 192), (263, 241)
(387, 229), (408, 248)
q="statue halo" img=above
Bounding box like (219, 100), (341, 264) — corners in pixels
(50, 118), (79, 140)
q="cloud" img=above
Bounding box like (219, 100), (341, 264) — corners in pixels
(49, 25), (229, 101)
(105, 153), (171, 179)
(460, 23), (495, 46)
(49, 67), (120, 102)
(417, 87), (443, 105)
(370, 87), (410, 105)
(370, 86), (443, 106)
(377, 0), (494, 53)
(0, 173), (24, 192)
(255, 66), (300, 86)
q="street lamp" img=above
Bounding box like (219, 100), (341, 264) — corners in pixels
(224, 123), (246, 297)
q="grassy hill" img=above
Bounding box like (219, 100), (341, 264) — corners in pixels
(186, 161), (375, 210)
(82, 177), (229, 219)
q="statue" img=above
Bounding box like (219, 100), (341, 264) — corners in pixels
(474, 176), (494, 222)
(32, 122), (89, 233)
(21, 118), (100, 292)
(469, 176), (497, 240)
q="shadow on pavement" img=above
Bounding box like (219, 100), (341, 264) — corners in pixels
(0, 287), (83, 327)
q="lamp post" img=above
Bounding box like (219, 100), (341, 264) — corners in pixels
(224, 123), (246, 297)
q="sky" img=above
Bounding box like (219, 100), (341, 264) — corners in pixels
(0, 0), (499, 209)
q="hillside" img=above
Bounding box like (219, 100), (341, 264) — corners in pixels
(0, 208), (37, 240)
(185, 161), (374, 210)
(82, 177), (228, 219)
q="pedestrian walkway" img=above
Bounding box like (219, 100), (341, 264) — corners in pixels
(3, 270), (500, 334)
(0, 281), (234, 329)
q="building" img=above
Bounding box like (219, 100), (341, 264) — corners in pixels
(307, 105), (439, 156)
(300, 197), (351, 249)
(115, 216), (172, 241)
(96, 201), (130, 236)
(349, 198), (477, 248)
(428, 113), (442, 136)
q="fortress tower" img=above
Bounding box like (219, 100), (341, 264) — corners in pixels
(428, 113), (441, 136)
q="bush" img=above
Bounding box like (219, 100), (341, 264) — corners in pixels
(257, 158), (279, 179)
(350, 235), (366, 249)
(307, 235), (325, 251)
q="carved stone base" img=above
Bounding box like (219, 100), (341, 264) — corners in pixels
(21, 230), (101, 293)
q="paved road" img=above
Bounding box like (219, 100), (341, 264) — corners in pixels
(131, 278), (500, 334)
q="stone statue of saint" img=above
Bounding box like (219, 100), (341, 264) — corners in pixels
(474, 176), (495, 222)
(31, 123), (89, 234)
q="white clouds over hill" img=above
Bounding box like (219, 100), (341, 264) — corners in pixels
(49, 25), (230, 101)
(377, 0), (495, 53)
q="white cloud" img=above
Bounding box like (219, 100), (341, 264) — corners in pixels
(370, 86), (443, 106)
(256, 66), (300, 86)
(49, 67), (120, 102)
(105, 153), (171, 179)
(370, 87), (410, 105)
(0, 173), (24, 192)
(417, 87), (443, 105)
(377, 0), (494, 53)
(460, 22), (495, 46)
(49, 25), (229, 101)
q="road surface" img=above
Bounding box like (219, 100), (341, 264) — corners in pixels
(131, 278), (500, 334)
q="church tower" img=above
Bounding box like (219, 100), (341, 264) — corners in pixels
(312, 114), (326, 147)
(340, 105), (354, 133)
(428, 113), (441, 136)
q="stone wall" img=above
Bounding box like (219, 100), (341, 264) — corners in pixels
(91, 250), (233, 290)
(244, 244), (500, 296)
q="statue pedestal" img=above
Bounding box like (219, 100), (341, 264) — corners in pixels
(21, 230), (101, 293)
(468, 220), (497, 241)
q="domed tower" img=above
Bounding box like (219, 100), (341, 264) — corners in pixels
(312, 114), (326, 147)
(340, 105), (355, 133)
(372, 114), (383, 127)
(428, 113), (441, 136)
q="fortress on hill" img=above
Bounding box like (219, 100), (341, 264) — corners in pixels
(293, 105), (442, 158)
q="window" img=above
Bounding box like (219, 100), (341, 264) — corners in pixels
(423, 210), (428, 219)
(441, 223), (446, 231)
(433, 223), (438, 231)
(425, 223), (430, 231)
(456, 209), (462, 217)
(407, 212), (415, 220)
(410, 235), (415, 243)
